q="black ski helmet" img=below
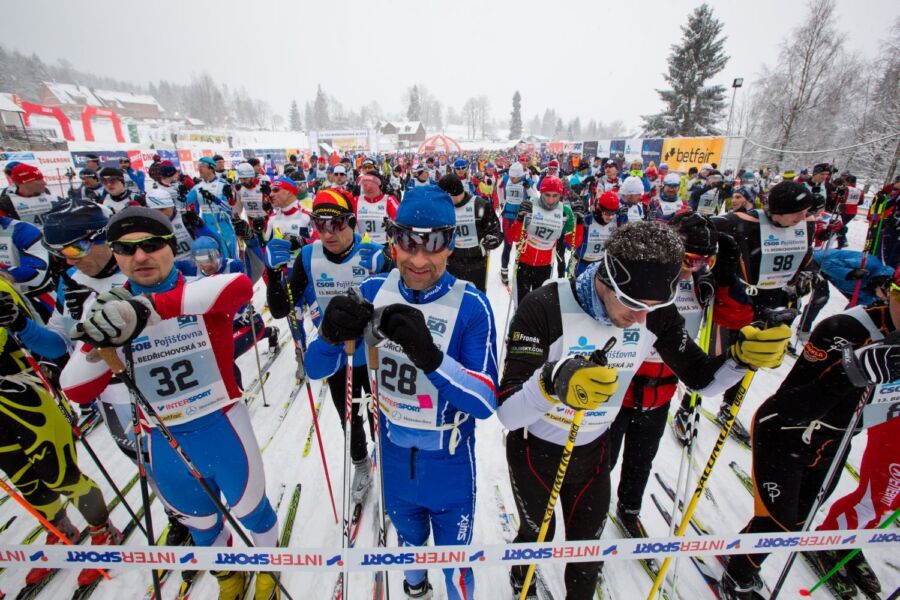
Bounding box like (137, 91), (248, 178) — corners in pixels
(42, 198), (111, 246)
(766, 181), (812, 215)
(669, 212), (718, 256)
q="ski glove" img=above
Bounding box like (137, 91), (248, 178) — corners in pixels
(232, 218), (252, 241)
(61, 272), (94, 320)
(0, 292), (27, 331)
(182, 210), (204, 229)
(357, 244), (379, 273)
(264, 238), (293, 269)
(846, 267), (869, 281)
(848, 331), (900, 386)
(730, 324), (792, 370)
(540, 356), (619, 411)
(693, 268), (716, 307)
(377, 304), (443, 373)
(319, 293), (374, 344)
(516, 199), (533, 222)
(481, 233), (502, 252)
(72, 293), (159, 347)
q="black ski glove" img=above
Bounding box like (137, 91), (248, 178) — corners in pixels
(0, 292), (27, 331)
(516, 199), (533, 222)
(848, 331), (900, 386)
(232, 218), (252, 241)
(712, 233), (741, 287)
(251, 217), (266, 235)
(846, 268), (869, 281)
(182, 210), (204, 229)
(378, 304), (443, 373)
(481, 233), (502, 252)
(319, 294), (373, 344)
(61, 272), (94, 321)
(693, 268), (716, 307)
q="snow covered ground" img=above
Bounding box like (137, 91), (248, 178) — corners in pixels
(0, 216), (897, 600)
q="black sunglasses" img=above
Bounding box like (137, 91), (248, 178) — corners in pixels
(312, 214), (354, 234)
(108, 235), (174, 256)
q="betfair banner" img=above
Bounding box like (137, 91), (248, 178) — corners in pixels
(661, 137), (725, 171)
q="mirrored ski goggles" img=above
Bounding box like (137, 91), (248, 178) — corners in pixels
(388, 223), (455, 254)
(599, 253), (678, 312)
(683, 252), (717, 273)
(108, 234), (174, 256)
(191, 248), (221, 264)
(43, 231), (106, 259)
(311, 214), (354, 234)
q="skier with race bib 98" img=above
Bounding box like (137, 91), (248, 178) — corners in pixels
(497, 220), (791, 599)
(310, 185), (498, 599)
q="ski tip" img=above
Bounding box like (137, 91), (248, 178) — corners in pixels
(799, 589), (811, 596)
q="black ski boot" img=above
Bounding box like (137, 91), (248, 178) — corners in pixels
(716, 402), (750, 445)
(164, 511), (197, 581)
(672, 405), (693, 445)
(403, 574), (433, 599)
(615, 505), (648, 538)
(501, 268), (509, 286)
(266, 326), (280, 353)
(845, 550), (881, 596)
(717, 569), (764, 600)
(804, 550), (858, 599)
(509, 569), (537, 599)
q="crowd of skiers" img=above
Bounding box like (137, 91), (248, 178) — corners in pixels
(1, 147), (899, 600)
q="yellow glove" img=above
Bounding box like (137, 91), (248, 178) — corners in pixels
(730, 324), (792, 369)
(540, 356), (619, 411)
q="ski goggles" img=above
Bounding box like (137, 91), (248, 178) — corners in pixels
(311, 214), (354, 234)
(683, 252), (717, 273)
(388, 223), (455, 254)
(43, 231), (106, 259)
(599, 253), (679, 312)
(191, 248), (221, 264)
(108, 234), (175, 256)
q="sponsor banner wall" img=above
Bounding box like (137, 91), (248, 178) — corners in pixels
(582, 141), (598, 159)
(660, 137), (725, 172)
(1, 151), (76, 195)
(641, 138), (664, 168)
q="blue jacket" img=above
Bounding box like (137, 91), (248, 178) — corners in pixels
(813, 249), (893, 307)
(305, 270), (498, 450)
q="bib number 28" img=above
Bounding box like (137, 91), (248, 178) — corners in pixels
(380, 356), (417, 395)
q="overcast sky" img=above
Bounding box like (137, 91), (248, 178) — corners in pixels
(5, 0), (898, 131)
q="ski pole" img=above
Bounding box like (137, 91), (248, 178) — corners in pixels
(769, 373), (875, 598)
(340, 339), (355, 600)
(367, 342), (390, 600)
(798, 507), (900, 597)
(295, 341), (338, 524)
(646, 307), (798, 600)
(242, 253), (269, 407)
(11, 334), (147, 538)
(96, 347), (295, 600)
(500, 222), (528, 367)
(0, 479), (112, 581)
(124, 347), (162, 600)
(281, 267), (337, 524)
(519, 339), (616, 600)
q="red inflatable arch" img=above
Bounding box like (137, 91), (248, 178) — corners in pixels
(18, 100), (75, 141)
(82, 105), (125, 143)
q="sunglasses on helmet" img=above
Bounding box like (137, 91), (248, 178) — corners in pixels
(108, 234), (174, 256)
(682, 252), (717, 273)
(388, 223), (454, 254)
(43, 231), (106, 259)
(312, 214), (354, 234)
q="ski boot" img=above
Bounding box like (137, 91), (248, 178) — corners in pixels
(77, 521), (123, 586)
(164, 511), (197, 581)
(213, 570), (248, 600)
(25, 513), (79, 585)
(509, 569), (537, 599)
(500, 268), (509, 286)
(804, 550), (858, 598)
(846, 550), (881, 595)
(254, 571), (281, 599)
(615, 504), (648, 538)
(351, 456), (372, 504)
(266, 326), (280, 354)
(294, 348), (306, 382)
(672, 405), (692, 445)
(716, 402), (750, 445)
(717, 569), (764, 600)
(403, 574), (433, 599)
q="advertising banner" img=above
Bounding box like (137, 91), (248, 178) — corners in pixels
(660, 137), (725, 172)
(1, 151), (75, 195)
(582, 141), (598, 159)
(641, 138), (664, 168)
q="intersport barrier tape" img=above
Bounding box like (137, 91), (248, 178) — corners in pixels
(1, 528), (897, 573)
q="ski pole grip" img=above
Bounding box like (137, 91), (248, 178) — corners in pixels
(345, 340), (355, 356)
(98, 347), (126, 374)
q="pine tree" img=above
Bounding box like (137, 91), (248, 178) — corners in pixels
(304, 102), (314, 131)
(642, 3), (729, 136)
(407, 85), (421, 121)
(288, 100), (302, 130)
(313, 85), (330, 129)
(509, 91), (523, 140)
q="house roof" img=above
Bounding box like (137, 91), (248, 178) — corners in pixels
(43, 82), (164, 112)
(0, 93), (24, 113)
(93, 89), (164, 111)
(383, 120), (423, 133)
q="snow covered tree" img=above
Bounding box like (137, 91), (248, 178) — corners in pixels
(406, 85), (421, 121)
(642, 3), (729, 136)
(527, 114), (541, 137)
(304, 102), (314, 131)
(555, 117), (565, 138)
(541, 109), (556, 138)
(288, 100), (302, 130)
(313, 85), (330, 129)
(509, 91), (523, 140)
